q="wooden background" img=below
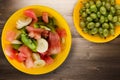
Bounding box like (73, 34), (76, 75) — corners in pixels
(1, 0), (120, 80)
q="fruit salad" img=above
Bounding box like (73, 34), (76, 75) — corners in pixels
(5, 9), (67, 68)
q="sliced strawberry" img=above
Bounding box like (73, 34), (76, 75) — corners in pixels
(43, 56), (54, 65)
(48, 32), (61, 54)
(5, 45), (17, 59)
(56, 28), (67, 38)
(6, 31), (17, 42)
(24, 9), (38, 22)
(42, 12), (49, 23)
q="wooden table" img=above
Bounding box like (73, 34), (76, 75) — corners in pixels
(1, 0), (120, 80)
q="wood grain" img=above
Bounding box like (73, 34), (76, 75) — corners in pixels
(1, 0), (120, 80)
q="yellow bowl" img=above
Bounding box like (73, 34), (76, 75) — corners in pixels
(1, 5), (72, 75)
(73, 0), (120, 43)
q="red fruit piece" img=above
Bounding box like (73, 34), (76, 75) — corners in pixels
(6, 31), (16, 42)
(56, 28), (67, 38)
(26, 26), (45, 39)
(17, 52), (27, 62)
(18, 45), (32, 57)
(26, 26), (44, 33)
(48, 32), (61, 54)
(39, 51), (49, 59)
(28, 31), (41, 40)
(43, 56), (54, 65)
(41, 30), (49, 38)
(42, 12), (49, 23)
(18, 45), (34, 68)
(24, 9), (38, 22)
(5, 45), (17, 59)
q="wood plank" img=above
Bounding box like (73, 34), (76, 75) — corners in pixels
(1, 38), (120, 80)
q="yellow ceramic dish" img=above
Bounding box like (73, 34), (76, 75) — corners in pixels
(2, 5), (71, 75)
(73, 0), (120, 43)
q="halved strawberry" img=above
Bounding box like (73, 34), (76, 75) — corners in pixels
(42, 12), (49, 23)
(48, 32), (61, 54)
(24, 9), (38, 22)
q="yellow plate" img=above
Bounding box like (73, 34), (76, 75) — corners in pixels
(1, 5), (72, 75)
(73, 0), (120, 43)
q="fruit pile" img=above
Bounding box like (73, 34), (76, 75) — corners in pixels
(80, 0), (120, 38)
(5, 9), (67, 68)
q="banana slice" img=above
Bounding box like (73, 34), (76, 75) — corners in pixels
(34, 60), (46, 68)
(16, 17), (32, 29)
(36, 38), (48, 53)
(11, 40), (22, 44)
(32, 53), (41, 61)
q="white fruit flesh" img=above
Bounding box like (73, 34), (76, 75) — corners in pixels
(16, 17), (32, 29)
(11, 40), (22, 44)
(34, 60), (46, 68)
(36, 38), (48, 53)
(32, 53), (41, 61)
